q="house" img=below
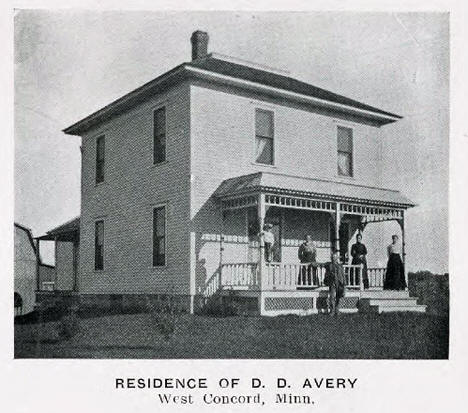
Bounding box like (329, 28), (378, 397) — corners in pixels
(14, 223), (55, 315)
(48, 30), (426, 315)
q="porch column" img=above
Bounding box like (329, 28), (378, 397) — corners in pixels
(219, 210), (225, 290)
(72, 239), (79, 292)
(257, 193), (266, 290)
(335, 202), (341, 254)
(35, 239), (41, 291)
(400, 212), (407, 289)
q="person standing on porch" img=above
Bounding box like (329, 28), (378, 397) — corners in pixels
(325, 251), (346, 316)
(383, 234), (406, 290)
(260, 223), (275, 262)
(350, 233), (369, 289)
(298, 235), (318, 285)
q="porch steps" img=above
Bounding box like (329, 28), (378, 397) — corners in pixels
(359, 296), (426, 314)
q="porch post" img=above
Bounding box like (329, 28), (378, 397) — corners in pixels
(35, 239), (41, 291)
(72, 239), (79, 292)
(335, 202), (341, 254)
(258, 193), (266, 290)
(400, 212), (407, 290)
(219, 210), (225, 290)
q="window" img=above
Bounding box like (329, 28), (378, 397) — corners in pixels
(94, 220), (104, 270)
(96, 135), (105, 183)
(153, 206), (166, 266)
(153, 107), (166, 164)
(255, 109), (274, 165)
(337, 126), (353, 177)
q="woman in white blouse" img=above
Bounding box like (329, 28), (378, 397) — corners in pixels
(383, 235), (407, 290)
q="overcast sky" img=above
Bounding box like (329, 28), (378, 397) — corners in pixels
(14, 11), (449, 272)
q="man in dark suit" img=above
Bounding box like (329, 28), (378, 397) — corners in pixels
(325, 251), (346, 316)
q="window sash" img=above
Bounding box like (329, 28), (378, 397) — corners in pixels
(153, 206), (166, 266)
(94, 220), (104, 270)
(338, 151), (353, 176)
(255, 136), (274, 165)
(153, 108), (166, 164)
(337, 126), (353, 177)
(255, 109), (274, 165)
(96, 136), (105, 183)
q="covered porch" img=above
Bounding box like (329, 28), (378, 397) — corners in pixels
(205, 172), (420, 315)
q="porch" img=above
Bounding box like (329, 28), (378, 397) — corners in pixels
(202, 172), (425, 315)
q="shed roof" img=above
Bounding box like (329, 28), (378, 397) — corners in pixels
(37, 217), (80, 241)
(213, 172), (415, 209)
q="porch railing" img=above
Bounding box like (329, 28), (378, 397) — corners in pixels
(220, 262), (259, 289)
(218, 262), (366, 291)
(368, 267), (386, 288)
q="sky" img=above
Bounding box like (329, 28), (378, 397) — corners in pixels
(14, 11), (449, 272)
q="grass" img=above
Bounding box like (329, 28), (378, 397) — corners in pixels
(15, 311), (448, 359)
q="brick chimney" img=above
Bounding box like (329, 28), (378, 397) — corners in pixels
(191, 30), (209, 60)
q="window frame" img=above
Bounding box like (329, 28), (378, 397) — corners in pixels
(254, 108), (275, 166)
(95, 135), (105, 184)
(152, 204), (167, 267)
(153, 106), (167, 165)
(337, 125), (354, 177)
(94, 219), (105, 271)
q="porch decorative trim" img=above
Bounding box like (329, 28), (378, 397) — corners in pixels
(265, 194), (337, 212)
(221, 195), (258, 210)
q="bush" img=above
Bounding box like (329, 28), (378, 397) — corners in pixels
(146, 295), (179, 341)
(57, 310), (80, 340)
(408, 271), (449, 316)
(198, 296), (237, 317)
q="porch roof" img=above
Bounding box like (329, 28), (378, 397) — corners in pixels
(37, 216), (80, 241)
(213, 172), (415, 208)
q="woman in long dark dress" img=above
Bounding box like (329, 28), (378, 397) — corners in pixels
(350, 233), (369, 289)
(383, 235), (406, 290)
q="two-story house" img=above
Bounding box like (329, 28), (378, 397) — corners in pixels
(47, 30), (425, 315)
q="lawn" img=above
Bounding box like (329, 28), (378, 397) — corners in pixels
(15, 311), (448, 359)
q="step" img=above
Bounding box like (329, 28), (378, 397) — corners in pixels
(359, 290), (410, 299)
(361, 298), (419, 307)
(371, 304), (426, 314)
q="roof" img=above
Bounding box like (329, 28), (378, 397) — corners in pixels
(37, 217), (80, 241)
(14, 222), (38, 256)
(64, 55), (401, 135)
(213, 172), (415, 209)
(189, 57), (401, 119)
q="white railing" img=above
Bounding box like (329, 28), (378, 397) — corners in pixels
(220, 263), (259, 289)
(263, 262), (327, 289)
(368, 267), (386, 288)
(203, 270), (221, 298)
(344, 265), (363, 289)
(219, 262), (366, 291)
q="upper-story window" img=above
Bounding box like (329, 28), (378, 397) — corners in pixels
(95, 135), (105, 183)
(255, 109), (274, 165)
(337, 126), (353, 177)
(94, 220), (104, 271)
(153, 205), (166, 267)
(153, 107), (166, 164)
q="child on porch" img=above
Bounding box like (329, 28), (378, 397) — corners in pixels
(260, 223), (275, 262)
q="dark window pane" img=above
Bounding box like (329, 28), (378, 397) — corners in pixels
(153, 108), (166, 163)
(94, 221), (104, 270)
(153, 206), (166, 266)
(255, 137), (274, 165)
(337, 126), (353, 152)
(255, 109), (274, 138)
(96, 136), (105, 183)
